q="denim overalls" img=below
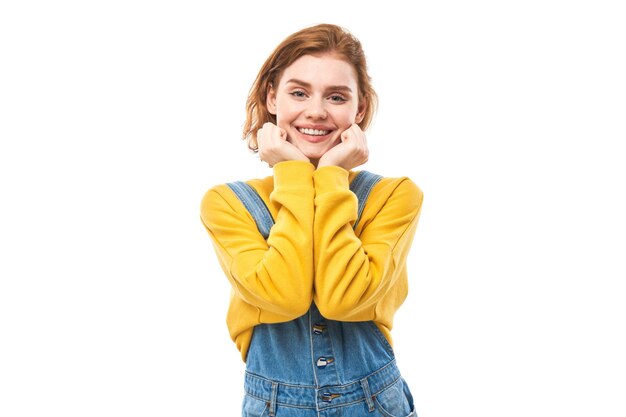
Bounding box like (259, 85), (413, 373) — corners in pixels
(228, 172), (417, 417)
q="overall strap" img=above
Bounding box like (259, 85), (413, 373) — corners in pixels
(226, 181), (274, 240)
(226, 170), (382, 239)
(350, 170), (383, 230)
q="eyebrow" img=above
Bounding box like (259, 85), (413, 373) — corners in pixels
(284, 78), (353, 93)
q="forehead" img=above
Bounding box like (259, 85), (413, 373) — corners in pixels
(278, 54), (358, 89)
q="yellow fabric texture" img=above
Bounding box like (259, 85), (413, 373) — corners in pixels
(200, 160), (423, 362)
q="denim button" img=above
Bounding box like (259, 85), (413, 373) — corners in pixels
(313, 323), (327, 335)
(316, 357), (334, 368)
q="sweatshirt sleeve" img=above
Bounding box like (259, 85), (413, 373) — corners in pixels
(312, 166), (423, 321)
(200, 161), (315, 320)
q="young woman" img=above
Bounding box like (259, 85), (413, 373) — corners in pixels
(200, 23), (423, 417)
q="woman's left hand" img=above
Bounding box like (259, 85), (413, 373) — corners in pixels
(317, 124), (369, 170)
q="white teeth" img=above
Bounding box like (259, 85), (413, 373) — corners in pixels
(298, 127), (330, 136)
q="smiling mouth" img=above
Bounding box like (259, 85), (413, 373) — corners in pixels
(297, 127), (331, 136)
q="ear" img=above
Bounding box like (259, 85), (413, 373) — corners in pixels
(355, 98), (367, 124)
(266, 84), (277, 115)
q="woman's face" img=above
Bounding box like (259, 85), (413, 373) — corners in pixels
(266, 53), (365, 165)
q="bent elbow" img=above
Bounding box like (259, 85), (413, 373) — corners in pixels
(274, 290), (313, 319)
(315, 298), (359, 321)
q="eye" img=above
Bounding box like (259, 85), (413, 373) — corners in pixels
(289, 90), (307, 98)
(329, 94), (347, 103)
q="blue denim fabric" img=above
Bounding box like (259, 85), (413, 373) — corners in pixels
(226, 180), (274, 239)
(243, 303), (417, 416)
(228, 171), (416, 416)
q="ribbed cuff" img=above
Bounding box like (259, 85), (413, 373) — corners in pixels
(312, 165), (350, 194)
(273, 160), (315, 189)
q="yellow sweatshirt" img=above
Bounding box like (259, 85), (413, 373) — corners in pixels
(200, 161), (423, 362)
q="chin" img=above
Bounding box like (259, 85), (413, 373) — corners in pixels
(299, 147), (328, 161)
(295, 140), (340, 160)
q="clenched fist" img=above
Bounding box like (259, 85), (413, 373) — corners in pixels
(256, 122), (309, 167)
(317, 124), (369, 170)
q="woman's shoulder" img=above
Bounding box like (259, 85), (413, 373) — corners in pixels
(358, 170), (423, 210)
(200, 175), (274, 219)
(355, 169), (422, 194)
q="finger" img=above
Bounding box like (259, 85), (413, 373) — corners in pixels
(348, 124), (366, 146)
(267, 124), (281, 141)
(341, 125), (360, 143)
(354, 124), (366, 142)
(350, 123), (364, 137)
(256, 129), (264, 149)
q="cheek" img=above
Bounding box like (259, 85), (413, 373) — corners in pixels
(338, 105), (360, 124)
(274, 104), (299, 126)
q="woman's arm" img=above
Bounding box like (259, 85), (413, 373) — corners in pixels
(312, 166), (423, 321)
(200, 161), (315, 320)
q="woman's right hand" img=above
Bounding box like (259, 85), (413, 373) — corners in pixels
(257, 122), (309, 167)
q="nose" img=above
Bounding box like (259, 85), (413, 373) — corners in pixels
(305, 99), (327, 120)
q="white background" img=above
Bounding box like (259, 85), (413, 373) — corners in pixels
(1, 1), (625, 416)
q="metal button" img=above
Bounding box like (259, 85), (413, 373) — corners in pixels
(316, 357), (334, 368)
(313, 323), (327, 335)
(321, 392), (341, 402)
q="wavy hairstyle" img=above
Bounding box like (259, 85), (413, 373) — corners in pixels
(242, 24), (378, 152)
